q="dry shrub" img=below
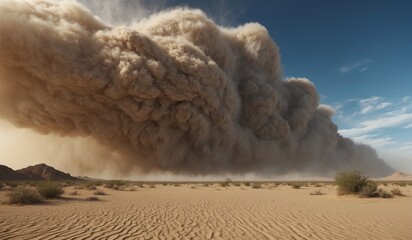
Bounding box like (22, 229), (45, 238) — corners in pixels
(69, 191), (78, 195)
(292, 183), (302, 189)
(251, 183), (261, 189)
(7, 188), (42, 204)
(390, 188), (403, 196)
(105, 180), (127, 189)
(85, 183), (97, 190)
(86, 196), (99, 201)
(310, 190), (324, 195)
(359, 182), (378, 198)
(376, 189), (393, 198)
(220, 182), (229, 187)
(94, 190), (106, 195)
(336, 171), (374, 196)
(36, 182), (64, 199)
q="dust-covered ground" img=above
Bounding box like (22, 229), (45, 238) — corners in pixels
(1, 183), (411, 240)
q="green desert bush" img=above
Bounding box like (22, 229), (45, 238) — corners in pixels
(335, 171), (374, 195)
(7, 188), (42, 204)
(36, 181), (64, 199)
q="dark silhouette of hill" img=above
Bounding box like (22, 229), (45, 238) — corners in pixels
(0, 164), (29, 180)
(16, 163), (80, 181)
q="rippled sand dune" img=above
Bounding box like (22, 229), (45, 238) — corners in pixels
(1, 184), (412, 239)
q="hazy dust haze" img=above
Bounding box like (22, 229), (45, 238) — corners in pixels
(0, 0), (393, 178)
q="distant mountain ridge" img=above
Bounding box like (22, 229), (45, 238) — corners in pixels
(0, 164), (29, 180)
(0, 163), (80, 181)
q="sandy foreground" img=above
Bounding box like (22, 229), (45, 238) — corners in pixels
(1, 184), (412, 240)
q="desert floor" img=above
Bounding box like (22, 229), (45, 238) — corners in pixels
(1, 183), (412, 240)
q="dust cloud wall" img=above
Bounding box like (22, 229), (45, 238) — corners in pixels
(0, 0), (393, 177)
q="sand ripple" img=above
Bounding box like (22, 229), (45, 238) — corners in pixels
(1, 185), (412, 239)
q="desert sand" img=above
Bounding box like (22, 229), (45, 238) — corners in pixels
(1, 183), (412, 240)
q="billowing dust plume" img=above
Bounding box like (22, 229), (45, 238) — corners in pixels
(0, 0), (393, 177)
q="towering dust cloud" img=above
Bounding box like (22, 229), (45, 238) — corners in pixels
(0, 0), (393, 177)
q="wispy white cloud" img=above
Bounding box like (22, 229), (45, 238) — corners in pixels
(351, 134), (395, 149)
(339, 59), (372, 73)
(359, 67), (369, 72)
(339, 113), (412, 137)
(333, 96), (412, 172)
(404, 123), (412, 129)
(359, 96), (391, 114)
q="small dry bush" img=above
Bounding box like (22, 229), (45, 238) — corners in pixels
(220, 182), (229, 187)
(86, 196), (99, 201)
(105, 180), (127, 189)
(314, 183), (322, 187)
(233, 182), (241, 187)
(359, 182), (378, 198)
(390, 188), (403, 196)
(7, 188), (42, 204)
(94, 190), (106, 195)
(251, 183), (261, 189)
(36, 182), (64, 199)
(243, 182), (251, 187)
(69, 191), (78, 196)
(149, 184), (156, 188)
(376, 189), (393, 198)
(310, 190), (324, 195)
(85, 183), (97, 190)
(336, 171), (374, 196)
(292, 183), (302, 189)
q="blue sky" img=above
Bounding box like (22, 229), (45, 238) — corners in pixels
(157, 0), (412, 172)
